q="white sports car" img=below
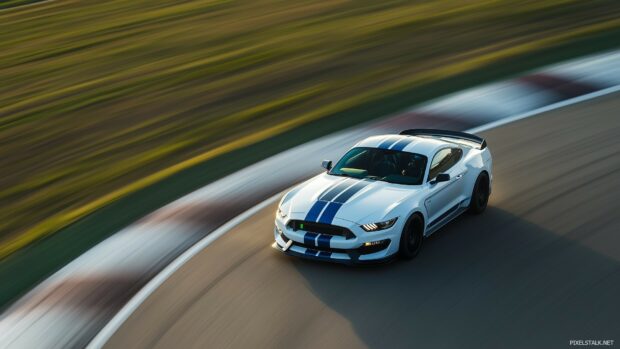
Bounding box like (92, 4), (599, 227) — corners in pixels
(272, 129), (492, 264)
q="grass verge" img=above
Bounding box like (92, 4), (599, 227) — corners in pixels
(0, 0), (46, 10)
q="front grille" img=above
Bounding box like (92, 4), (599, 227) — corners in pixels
(291, 239), (390, 255)
(291, 241), (349, 254)
(287, 220), (356, 239)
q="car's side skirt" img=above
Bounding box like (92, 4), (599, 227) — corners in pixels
(424, 199), (469, 236)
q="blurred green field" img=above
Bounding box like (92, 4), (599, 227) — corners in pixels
(1, 0), (620, 258)
(0, 0), (42, 10)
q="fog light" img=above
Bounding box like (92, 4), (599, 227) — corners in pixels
(359, 239), (390, 254)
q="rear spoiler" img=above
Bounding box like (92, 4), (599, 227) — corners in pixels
(400, 128), (487, 149)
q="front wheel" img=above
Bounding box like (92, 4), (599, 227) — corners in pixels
(399, 214), (424, 260)
(468, 172), (489, 214)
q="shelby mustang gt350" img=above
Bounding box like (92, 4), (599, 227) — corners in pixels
(272, 129), (492, 264)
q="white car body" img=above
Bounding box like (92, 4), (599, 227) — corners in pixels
(273, 129), (492, 264)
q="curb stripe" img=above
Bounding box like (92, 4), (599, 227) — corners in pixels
(467, 84), (620, 134)
(519, 73), (599, 99)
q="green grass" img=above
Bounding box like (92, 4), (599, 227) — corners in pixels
(1, 0), (620, 307)
(0, 0), (44, 10)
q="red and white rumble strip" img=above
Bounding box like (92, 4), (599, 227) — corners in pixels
(2, 50), (620, 348)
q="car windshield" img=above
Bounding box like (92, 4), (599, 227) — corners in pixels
(329, 147), (428, 185)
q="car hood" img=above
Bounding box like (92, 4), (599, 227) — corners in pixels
(287, 173), (419, 224)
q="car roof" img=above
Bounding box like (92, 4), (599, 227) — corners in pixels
(354, 134), (455, 157)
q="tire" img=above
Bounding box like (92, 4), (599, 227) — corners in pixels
(468, 172), (490, 214)
(399, 214), (424, 260)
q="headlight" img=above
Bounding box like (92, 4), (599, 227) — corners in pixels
(361, 217), (398, 232)
(277, 207), (287, 219)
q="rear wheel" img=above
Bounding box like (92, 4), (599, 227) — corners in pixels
(468, 172), (489, 214)
(399, 214), (424, 260)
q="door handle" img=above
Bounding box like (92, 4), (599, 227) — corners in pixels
(455, 173), (464, 180)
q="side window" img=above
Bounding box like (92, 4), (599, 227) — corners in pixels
(428, 149), (451, 181)
(427, 148), (463, 181)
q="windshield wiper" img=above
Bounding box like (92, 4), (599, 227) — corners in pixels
(364, 175), (403, 184)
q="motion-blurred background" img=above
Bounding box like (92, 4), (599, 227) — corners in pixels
(1, 0), (620, 308)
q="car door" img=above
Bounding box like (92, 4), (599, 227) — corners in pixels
(424, 147), (467, 226)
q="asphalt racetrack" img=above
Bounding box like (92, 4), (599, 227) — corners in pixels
(105, 93), (620, 349)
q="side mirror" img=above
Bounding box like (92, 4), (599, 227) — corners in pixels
(321, 160), (332, 171)
(431, 173), (450, 184)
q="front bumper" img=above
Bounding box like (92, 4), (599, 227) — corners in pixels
(272, 240), (396, 265)
(272, 216), (400, 264)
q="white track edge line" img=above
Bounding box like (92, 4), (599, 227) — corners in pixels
(87, 193), (282, 349)
(87, 83), (620, 349)
(467, 84), (620, 134)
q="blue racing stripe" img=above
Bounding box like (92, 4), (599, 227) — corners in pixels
(319, 179), (352, 201)
(316, 234), (333, 248)
(315, 181), (369, 224)
(318, 202), (343, 224)
(377, 136), (401, 149)
(318, 251), (332, 258)
(333, 181), (368, 203)
(319, 178), (345, 196)
(304, 232), (319, 246)
(305, 249), (319, 256)
(305, 200), (328, 222)
(391, 138), (414, 151)
(428, 203), (460, 227)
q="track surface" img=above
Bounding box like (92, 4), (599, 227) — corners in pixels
(105, 93), (620, 349)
